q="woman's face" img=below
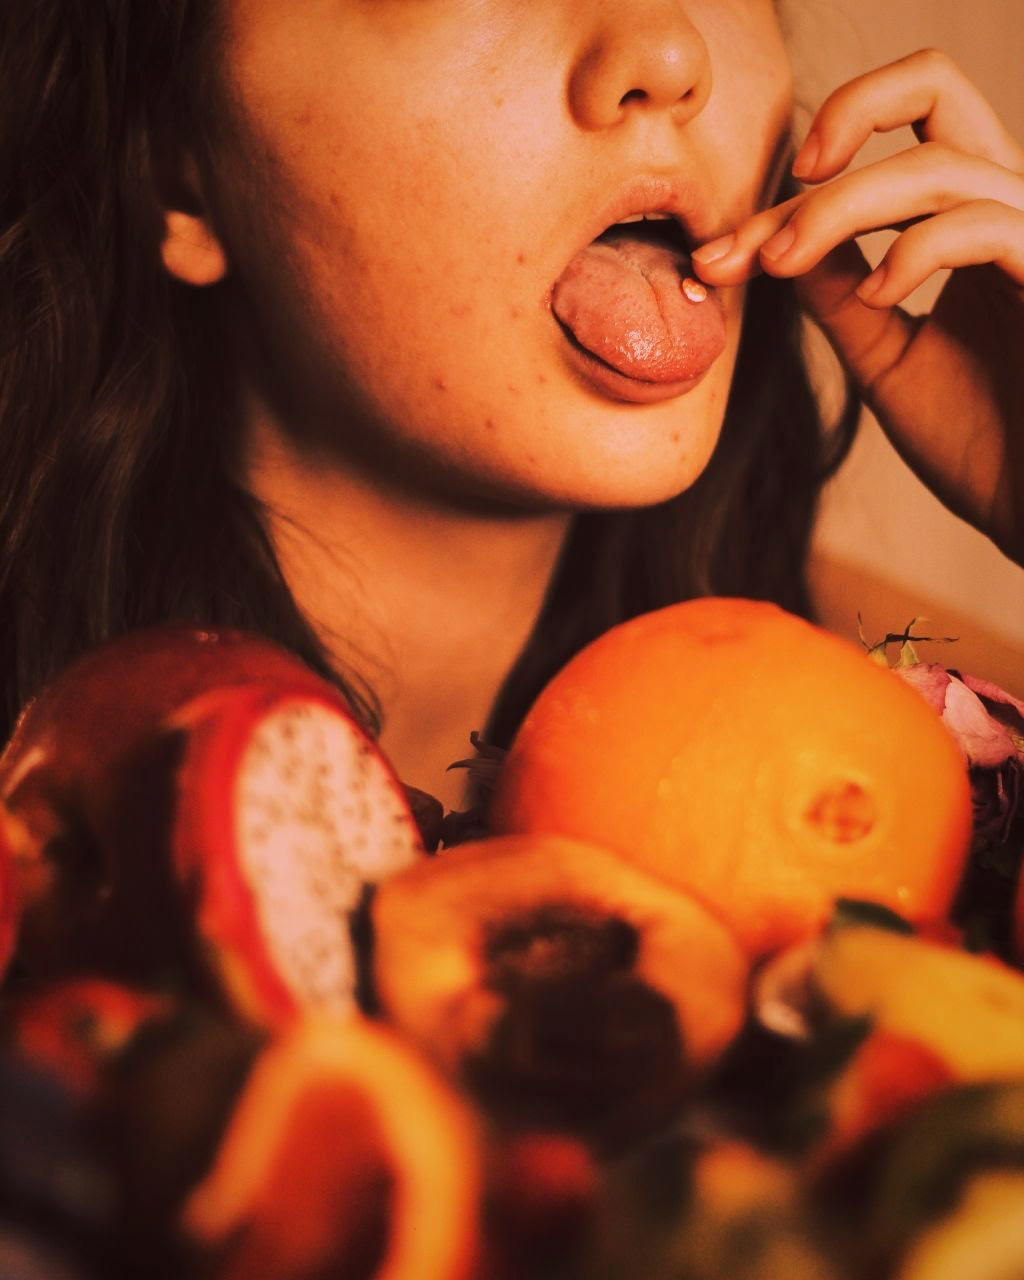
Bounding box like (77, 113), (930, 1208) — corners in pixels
(193, 0), (793, 510)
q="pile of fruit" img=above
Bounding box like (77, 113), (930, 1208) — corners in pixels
(0, 599), (1022, 1279)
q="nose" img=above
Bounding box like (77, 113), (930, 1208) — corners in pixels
(568, 1), (712, 131)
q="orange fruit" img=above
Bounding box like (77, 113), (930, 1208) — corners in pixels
(490, 598), (973, 957)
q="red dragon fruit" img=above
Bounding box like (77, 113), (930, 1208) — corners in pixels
(0, 627), (424, 1021)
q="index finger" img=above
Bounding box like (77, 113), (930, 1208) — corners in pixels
(793, 48), (1024, 182)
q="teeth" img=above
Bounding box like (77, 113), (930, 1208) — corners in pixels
(617, 212), (674, 224)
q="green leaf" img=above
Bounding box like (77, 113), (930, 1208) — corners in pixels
(830, 898), (916, 936)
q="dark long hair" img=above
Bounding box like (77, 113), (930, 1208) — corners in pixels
(0, 1), (859, 748)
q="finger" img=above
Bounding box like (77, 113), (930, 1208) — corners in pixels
(792, 239), (920, 402)
(693, 143), (1024, 283)
(797, 238), (1023, 561)
(792, 48), (1024, 184)
(755, 143), (1024, 278)
(855, 200), (1024, 307)
(690, 193), (805, 282)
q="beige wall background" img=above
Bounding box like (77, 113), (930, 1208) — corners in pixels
(779, 0), (1024, 694)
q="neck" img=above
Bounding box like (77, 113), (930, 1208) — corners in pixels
(243, 420), (572, 813)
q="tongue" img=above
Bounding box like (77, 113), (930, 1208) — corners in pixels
(552, 230), (726, 383)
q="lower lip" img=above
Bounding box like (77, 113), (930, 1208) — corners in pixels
(554, 318), (718, 405)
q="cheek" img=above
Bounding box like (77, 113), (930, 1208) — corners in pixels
(219, 101), (511, 313)
(699, 10), (794, 219)
(210, 141), (541, 474)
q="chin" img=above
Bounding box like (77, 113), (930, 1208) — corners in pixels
(386, 385), (726, 514)
(565, 468), (710, 511)
(542, 426), (723, 511)
(489, 447), (719, 514)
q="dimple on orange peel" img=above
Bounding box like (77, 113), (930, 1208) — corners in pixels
(490, 598), (973, 958)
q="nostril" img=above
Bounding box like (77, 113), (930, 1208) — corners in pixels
(568, 24), (711, 131)
(618, 83), (699, 113)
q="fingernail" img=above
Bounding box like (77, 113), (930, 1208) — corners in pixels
(792, 131), (820, 179)
(691, 233), (736, 265)
(760, 223), (797, 261)
(856, 264), (887, 302)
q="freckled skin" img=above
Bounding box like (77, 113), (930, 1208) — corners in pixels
(199, 0), (792, 511)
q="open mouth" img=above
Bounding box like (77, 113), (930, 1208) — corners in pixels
(551, 210), (726, 399)
(593, 212), (694, 257)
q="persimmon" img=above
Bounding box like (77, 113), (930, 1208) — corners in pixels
(182, 1016), (482, 1280)
(490, 598), (973, 957)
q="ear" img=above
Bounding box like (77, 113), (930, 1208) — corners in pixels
(161, 211), (229, 286)
(159, 150), (230, 287)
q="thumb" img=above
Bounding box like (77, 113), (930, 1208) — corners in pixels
(793, 239), (919, 399)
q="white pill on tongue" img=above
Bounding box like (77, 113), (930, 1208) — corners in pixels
(552, 230), (726, 384)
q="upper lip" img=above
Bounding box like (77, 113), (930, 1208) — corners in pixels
(574, 175), (717, 259)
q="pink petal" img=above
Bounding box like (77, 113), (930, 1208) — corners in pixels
(894, 663), (952, 715)
(941, 677), (1018, 767)
(961, 673), (1024, 745)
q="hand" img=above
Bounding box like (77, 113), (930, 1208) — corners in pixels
(692, 49), (1024, 567)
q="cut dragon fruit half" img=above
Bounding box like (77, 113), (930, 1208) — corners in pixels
(173, 685), (423, 1025)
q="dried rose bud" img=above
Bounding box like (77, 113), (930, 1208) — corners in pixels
(893, 663), (1023, 769)
(890, 662), (1023, 862)
(867, 625), (1024, 951)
